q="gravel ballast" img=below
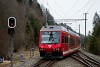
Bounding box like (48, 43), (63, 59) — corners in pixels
(7, 48), (100, 67)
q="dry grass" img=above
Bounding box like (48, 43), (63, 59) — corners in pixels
(0, 48), (39, 67)
(0, 61), (10, 67)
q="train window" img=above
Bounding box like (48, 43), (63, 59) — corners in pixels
(77, 38), (80, 45)
(62, 36), (68, 44)
(69, 37), (75, 47)
(62, 36), (65, 43)
(78, 39), (80, 45)
(65, 36), (66, 43)
(66, 36), (68, 43)
(41, 31), (60, 44)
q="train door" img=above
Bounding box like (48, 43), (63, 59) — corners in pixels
(68, 34), (70, 50)
(61, 32), (69, 55)
(69, 35), (75, 49)
(76, 37), (80, 47)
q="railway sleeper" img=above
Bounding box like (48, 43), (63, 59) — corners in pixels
(71, 56), (92, 67)
(78, 51), (100, 64)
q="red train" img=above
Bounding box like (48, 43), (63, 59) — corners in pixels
(38, 25), (80, 58)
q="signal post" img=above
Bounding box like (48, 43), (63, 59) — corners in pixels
(8, 17), (16, 67)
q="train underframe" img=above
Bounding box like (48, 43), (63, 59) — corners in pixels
(39, 48), (79, 59)
(40, 51), (63, 59)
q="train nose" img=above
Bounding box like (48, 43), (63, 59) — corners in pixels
(45, 48), (54, 52)
(47, 52), (52, 56)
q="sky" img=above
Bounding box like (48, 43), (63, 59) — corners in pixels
(37, 0), (100, 35)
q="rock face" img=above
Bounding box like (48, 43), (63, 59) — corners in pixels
(0, 0), (45, 59)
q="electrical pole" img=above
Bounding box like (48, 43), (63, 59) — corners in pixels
(79, 24), (80, 36)
(10, 34), (14, 67)
(84, 13), (88, 49)
(79, 24), (81, 47)
(85, 13), (88, 38)
(45, 8), (48, 27)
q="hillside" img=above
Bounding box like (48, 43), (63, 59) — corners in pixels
(0, 0), (54, 59)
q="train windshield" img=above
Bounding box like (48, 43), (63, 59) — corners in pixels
(41, 31), (60, 44)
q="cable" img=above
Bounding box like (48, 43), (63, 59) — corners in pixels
(42, 0), (64, 18)
(66, 0), (79, 18)
(87, 0), (95, 13)
(53, 0), (66, 17)
(70, 0), (93, 18)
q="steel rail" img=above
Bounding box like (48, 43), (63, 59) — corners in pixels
(32, 59), (56, 67)
(79, 51), (100, 65)
(77, 52), (93, 67)
(32, 59), (45, 67)
(44, 60), (56, 67)
(71, 56), (92, 67)
(86, 59), (100, 66)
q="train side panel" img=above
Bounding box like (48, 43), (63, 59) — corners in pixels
(60, 31), (69, 56)
(61, 31), (79, 56)
(68, 34), (79, 54)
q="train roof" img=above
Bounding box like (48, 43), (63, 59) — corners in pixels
(40, 25), (79, 37)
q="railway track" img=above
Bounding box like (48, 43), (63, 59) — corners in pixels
(32, 59), (56, 67)
(71, 51), (100, 67)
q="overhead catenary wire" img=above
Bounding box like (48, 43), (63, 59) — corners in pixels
(70, 0), (93, 18)
(37, 0), (97, 35)
(38, 0), (62, 18)
(53, 0), (66, 18)
(87, 0), (95, 13)
(66, 0), (79, 18)
(42, 0), (64, 18)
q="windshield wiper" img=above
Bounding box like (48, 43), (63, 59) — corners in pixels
(52, 38), (57, 45)
(48, 36), (58, 45)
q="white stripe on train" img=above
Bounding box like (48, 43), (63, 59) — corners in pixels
(63, 48), (79, 55)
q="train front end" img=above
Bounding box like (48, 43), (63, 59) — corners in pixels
(38, 26), (62, 58)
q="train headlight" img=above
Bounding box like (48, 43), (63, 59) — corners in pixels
(57, 48), (59, 50)
(41, 48), (43, 51)
(56, 48), (59, 50)
(54, 48), (59, 51)
(40, 48), (44, 51)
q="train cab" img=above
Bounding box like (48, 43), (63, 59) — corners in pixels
(38, 25), (79, 58)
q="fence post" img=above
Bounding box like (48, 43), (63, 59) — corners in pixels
(30, 48), (34, 58)
(20, 54), (24, 62)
